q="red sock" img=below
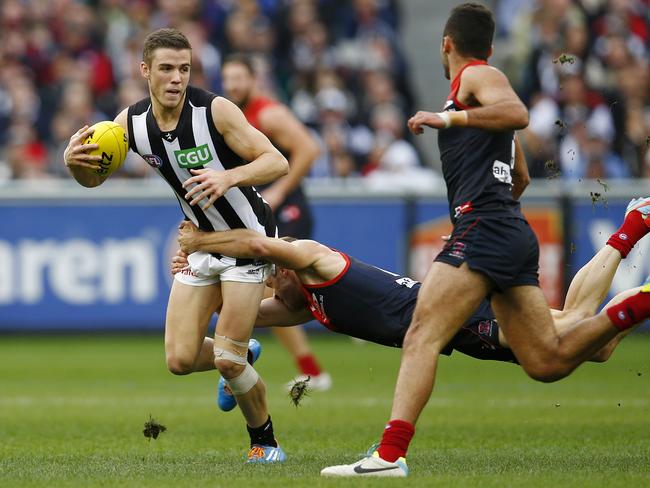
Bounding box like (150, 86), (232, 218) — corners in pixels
(606, 289), (650, 330)
(377, 419), (415, 462)
(297, 354), (322, 376)
(606, 210), (649, 258)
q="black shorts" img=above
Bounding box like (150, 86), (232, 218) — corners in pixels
(446, 318), (518, 363)
(276, 202), (313, 238)
(275, 194), (313, 239)
(435, 215), (540, 291)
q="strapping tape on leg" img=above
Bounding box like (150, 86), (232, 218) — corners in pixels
(225, 363), (259, 396)
(213, 335), (250, 365)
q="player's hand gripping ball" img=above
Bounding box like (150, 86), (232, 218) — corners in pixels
(82, 121), (128, 177)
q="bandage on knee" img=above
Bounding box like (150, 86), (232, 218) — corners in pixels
(213, 334), (249, 365)
(225, 363), (260, 395)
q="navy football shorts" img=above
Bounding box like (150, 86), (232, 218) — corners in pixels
(435, 215), (540, 291)
(275, 200), (313, 239)
(446, 318), (518, 363)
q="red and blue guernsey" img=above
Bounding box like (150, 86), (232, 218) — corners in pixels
(297, 251), (517, 363)
(242, 96), (308, 211)
(242, 96), (312, 237)
(300, 252), (419, 348)
(438, 60), (522, 222)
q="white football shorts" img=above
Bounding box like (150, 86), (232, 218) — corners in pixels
(174, 250), (272, 286)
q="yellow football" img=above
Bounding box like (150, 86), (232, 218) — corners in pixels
(83, 121), (128, 177)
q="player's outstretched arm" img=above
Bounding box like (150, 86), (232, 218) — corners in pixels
(177, 221), (323, 270)
(255, 297), (314, 327)
(169, 250), (312, 327)
(258, 104), (320, 210)
(182, 97), (289, 209)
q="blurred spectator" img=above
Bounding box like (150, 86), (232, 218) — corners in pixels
(314, 86), (374, 172)
(511, 0), (587, 100)
(363, 103), (441, 190)
(315, 122), (359, 178)
(359, 69), (408, 124)
(562, 119), (631, 180)
(520, 94), (560, 177)
(5, 121), (50, 180)
(364, 103), (420, 175)
(48, 81), (109, 177)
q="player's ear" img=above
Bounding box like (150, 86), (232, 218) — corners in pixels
(441, 36), (452, 54)
(487, 44), (493, 60)
(140, 61), (150, 80)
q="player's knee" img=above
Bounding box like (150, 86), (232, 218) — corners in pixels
(166, 355), (195, 376)
(525, 366), (561, 383)
(214, 357), (246, 378)
(213, 334), (250, 378)
(590, 345), (614, 363)
(522, 358), (571, 383)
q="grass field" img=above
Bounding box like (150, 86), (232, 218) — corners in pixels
(1, 333), (649, 487)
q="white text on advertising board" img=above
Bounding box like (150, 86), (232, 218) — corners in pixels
(0, 238), (157, 304)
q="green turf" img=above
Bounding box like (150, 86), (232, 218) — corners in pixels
(1, 333), (649, 487)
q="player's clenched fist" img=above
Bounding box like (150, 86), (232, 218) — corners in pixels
(63, 125), (102, 171)
(408, 111), (446, 134)
(177, 220), (200, 254)
(407, 110), (468, 134)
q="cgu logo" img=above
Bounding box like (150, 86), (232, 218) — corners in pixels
(174, 144), (213, 169)
(0, 238), (157, 305)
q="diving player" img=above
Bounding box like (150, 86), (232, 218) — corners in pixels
(173, 200), (646, 373)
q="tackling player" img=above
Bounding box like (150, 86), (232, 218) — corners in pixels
(173, 204), (644, 372)
(63, 28), (289, 463)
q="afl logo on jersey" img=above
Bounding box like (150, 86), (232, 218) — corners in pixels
(142, 154), (163, 168)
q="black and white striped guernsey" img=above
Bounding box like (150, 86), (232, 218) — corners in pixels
(127, 86), (276, 240)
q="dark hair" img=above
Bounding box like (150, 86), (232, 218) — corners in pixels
(222, 53), (256, 75)
(443, 3), (495, 60)
(142, 28), (192, 65)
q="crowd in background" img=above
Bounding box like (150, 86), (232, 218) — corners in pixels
(0, 0), (429, 183)
(0, 0), (648, 183)
(496, 0), (650, 180)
